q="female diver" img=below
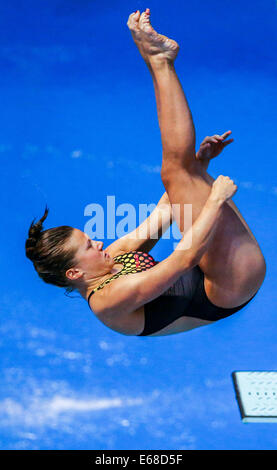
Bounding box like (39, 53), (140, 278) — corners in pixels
(25, 9), (266, 337)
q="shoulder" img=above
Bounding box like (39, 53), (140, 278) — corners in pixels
(89, 277), (145, 336)
(89, 272), (141, 316)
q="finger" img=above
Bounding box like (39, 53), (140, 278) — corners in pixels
(203, 136), (219, 144)
(221, 130), (232, 140)
(213, 134), (224, 140)
(222, 139), (234, 147)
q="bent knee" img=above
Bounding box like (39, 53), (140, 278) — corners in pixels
(160, 163), (178, 185)
(161, 160), (199, 187)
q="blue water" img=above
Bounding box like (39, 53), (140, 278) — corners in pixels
(0, 0), (276, 450)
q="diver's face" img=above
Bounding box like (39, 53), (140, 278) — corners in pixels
(69, 229), (113, 277)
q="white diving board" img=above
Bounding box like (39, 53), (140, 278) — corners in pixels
(232, 371), (277, 423)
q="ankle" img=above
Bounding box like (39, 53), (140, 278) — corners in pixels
(148, 55), (175, 71)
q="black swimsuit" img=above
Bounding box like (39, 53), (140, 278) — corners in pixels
(87, 250), (259, 336)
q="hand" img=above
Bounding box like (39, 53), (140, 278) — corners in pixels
(196, 130), (234, 163)
(210, 175), (238, 204)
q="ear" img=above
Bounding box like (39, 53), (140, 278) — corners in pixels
(65, 267), (83, 282)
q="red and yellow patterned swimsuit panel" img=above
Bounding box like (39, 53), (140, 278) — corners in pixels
(87, 251), (158, 303)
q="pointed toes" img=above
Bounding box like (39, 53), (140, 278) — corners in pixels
(139, 12), (152, 30)
(127, 10), (140, 29)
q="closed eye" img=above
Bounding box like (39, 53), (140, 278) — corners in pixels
(86, 239), (93, 249)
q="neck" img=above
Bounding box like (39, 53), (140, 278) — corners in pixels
(78, 263), (123, 300)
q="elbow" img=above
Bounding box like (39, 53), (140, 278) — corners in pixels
(183, 250), (201, 271)
(173, 248), (200, 273)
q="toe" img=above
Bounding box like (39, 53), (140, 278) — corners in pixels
(133, 10), (140, 21)
(139, 10), (152, 31)
(127, 10), (140, 29)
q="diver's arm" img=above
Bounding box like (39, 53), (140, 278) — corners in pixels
(106, 191), (173, 255)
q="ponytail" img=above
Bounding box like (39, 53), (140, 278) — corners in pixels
(25, 207), (76, 291)
(25, 206), (49, 261)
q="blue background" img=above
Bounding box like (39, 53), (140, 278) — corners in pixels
(0, 0), (276, 450)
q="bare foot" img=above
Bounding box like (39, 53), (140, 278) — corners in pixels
(127, 8), (179, 63)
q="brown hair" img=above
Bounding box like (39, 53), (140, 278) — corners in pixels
(25, 206), (78, 293)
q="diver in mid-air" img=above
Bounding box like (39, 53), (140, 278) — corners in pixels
(25, 9), (266, 336)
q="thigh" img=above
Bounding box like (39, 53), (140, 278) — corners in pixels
(162, 161), (266, 307)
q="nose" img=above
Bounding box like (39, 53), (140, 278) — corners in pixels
(96, 241), (103, 250)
